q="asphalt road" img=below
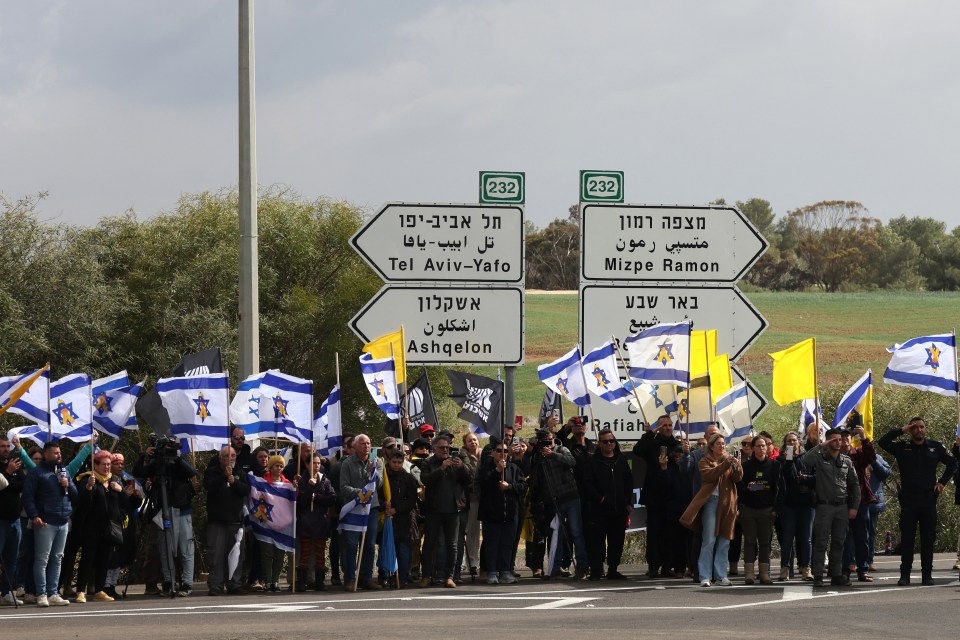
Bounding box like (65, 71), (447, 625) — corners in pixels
(5, 554), (959, 639)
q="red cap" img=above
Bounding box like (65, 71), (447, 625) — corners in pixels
(419, 424), (436, 434)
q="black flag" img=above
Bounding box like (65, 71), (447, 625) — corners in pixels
(445, 370), (503, 438)
(137, 348), (224, 435)
(538, 388), (563, 428)
(386, 369), (441, 440)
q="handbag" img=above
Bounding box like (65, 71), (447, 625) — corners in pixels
(103, 520), (124, 546)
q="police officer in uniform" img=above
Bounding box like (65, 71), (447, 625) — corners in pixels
(878, 417), (957, 586)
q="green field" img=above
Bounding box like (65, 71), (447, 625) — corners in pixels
(478, 290), (960, 435)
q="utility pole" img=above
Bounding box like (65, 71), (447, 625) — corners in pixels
(238, 0), (259, 379)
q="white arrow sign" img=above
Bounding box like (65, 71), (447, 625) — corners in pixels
(579, 283), (768, 362)
(350, 203), (524, 283)
(580, 204), (768, 283)
(350, 285), (524, 365)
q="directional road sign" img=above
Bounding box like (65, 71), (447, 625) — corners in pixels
(350, 285), (524, 365)
(580, 204), (768, 282)
(579, 283), (768, 362)
(351, 203), (524, 283)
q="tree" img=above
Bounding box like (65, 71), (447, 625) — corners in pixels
(525, 205), (579, 290)
(888, 216), (960, 290)
(787, 201), (881, 292)
(736, 198), (775, 236)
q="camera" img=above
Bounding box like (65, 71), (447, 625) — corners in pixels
(448, 447), (460, 458)
(148, 433), (182, 463)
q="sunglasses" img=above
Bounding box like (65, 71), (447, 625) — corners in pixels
(231, 435), (245, 441)
(599, 439), (616, 444)
(384, 444), (397, 449)
(423, 432), (436, 438)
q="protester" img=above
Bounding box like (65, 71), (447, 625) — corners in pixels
(380, 449), (418, 587)
(866, 452), (891, 571)
(679, 423), (719, 581)
(802, 427), (860, 587)
(204, 446), (250, 596)
(633, 416), (681, 578)
(478, 436), (526, 585)
(777, 432), (815, 581)
(878, 417), (957, 586)
(338, 434), (383, 591)
(841, 421), (877, 582)
(419, 434), (468, 588)
(738, 436), (780, 585)
(583, 428), (632, 580)
(72, 451), (127, 602)
(102, 453), (142, 599)
(0, 435), (25, 606)
(456, 432), (481, 583)
(326, 433), (355, 588)
(295, 454), (337, 592)
(680, 433), (742, 587)
(257, 456), (291, 592)
(22, 442), (77, 607)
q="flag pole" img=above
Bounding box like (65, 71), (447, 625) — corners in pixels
(576, 344), (596, 437)
(953, 329), (959, 434)
(47, 369), (52, 443)
(684, 321), (692, 440)
(613, 336), (648, 426)
(400, 323), (410, 442)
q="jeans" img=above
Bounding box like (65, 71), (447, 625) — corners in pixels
(555, 497), (588, 569)
(778, 505), (815, 569)
(0, 518), (22, 594)
(698, 495), (730, 582)
(842, 506), (871, 574)
(34, 522), (69, 596)
(158, 508), (195, 588)
(16, 517), (34, 593)
(340, 509), (378, 583)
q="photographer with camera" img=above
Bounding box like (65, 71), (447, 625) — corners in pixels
(418, 434), (468, 588)
(528, 428), (589, 580)
(133, 434), (199, 597)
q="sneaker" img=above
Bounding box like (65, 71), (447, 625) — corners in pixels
(444, 578), (456, 588)
(47, 594), (70, 606)
(531, 568), (543, 578)
(250, 580), (265, 591)
(575, 567), (589, 581)
(487, 573), (499, 585)
(558, 568), (572, 578)
(22, 594), (36, 604)
(92, 591), (114, 602)
(176, 587), (192, 597)
(36, 594), (49, 608)
(953, 560), (960, 571)
(499, 571), (517, 585)
(75, 592), (86, 603)
(0, 593), (23, 606)
(717, 578), (732, 586)
(699, 580), (711, 587)
(14, 587), (24, 598)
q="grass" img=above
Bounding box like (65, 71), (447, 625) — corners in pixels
(481, 290), (960, 435)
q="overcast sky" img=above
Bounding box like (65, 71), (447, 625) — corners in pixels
(3, 1), (959, 230)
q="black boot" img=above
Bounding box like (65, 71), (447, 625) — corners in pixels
(295, 568), (307, 593)
(315, 567), (327, 591)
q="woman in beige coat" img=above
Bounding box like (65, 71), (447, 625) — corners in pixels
(680, 433), (743, 587)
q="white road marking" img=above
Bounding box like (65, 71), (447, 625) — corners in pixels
(780, 585), (813, 601)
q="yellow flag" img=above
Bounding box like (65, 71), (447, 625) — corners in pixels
(362, 329), (406, 386)
(769, 338), (817, 406)
(857, 384), (874, 440)
(708, 353), (732, 406)
(690, 330), (716, 376)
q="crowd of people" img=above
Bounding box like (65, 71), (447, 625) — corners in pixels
(0, 413), (958, 609)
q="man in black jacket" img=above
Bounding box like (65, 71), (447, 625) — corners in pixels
(878, 417), (957, 585)
(418, 435), (468, 588)
(584, 428), (632, 580)
(205, 446), (251, 595)
(0, 436), (25, 605)
(632, 415), (681, 577)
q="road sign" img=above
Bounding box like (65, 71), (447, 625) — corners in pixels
(580, 170), (624, 203)
(578, 283), (768, 362)
(580, 204), (768, 282)
(479, 172), (525, 204)
(350, 203), (524, 283)
(350, 285), (524, 365)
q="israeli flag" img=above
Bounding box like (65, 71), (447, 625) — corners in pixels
(716, 382), (753, 442)
(625, 321), (692, 388)
(259, 370), (313, 443)
(360, 353), (400, 420)
(883, 333), (958, 397)
(6, 424), (55, 446)
(91, 371), (144, 439)
(339, 463), (380, 533)
(800, 398), (828, 441)
(50, 373), (93, 441)
(627, 381), (679, 424)
(230, 372), (269, 437)
(581, 341), (631, 405)
(156, 373), (230, 448)
(832, 370), (871, 429)
(314, 384), (342, 456)
(247, 472), (297, 552)
(0, 368), (50, 426)
(538, 346), (590, 407)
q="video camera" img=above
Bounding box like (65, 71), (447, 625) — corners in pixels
(148, 433), (182, 464)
